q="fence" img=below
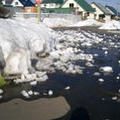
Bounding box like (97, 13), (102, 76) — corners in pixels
(15, 12), (82, 21)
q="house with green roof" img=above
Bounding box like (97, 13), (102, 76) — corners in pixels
(61, 0), (95, 19)
(40, 0), (64, 8)
(91, 2), (113, 21)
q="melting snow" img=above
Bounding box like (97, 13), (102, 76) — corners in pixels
(21, 90), (30, 98)
(100, 66), (113, 73)
(48, 90), (53, 96)
(71, 19), (103, 27)
(99, 20), (120, 30)
(43, 18), (73, 28)
(0, 89), (3, 94)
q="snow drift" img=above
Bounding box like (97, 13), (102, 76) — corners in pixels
(0, 18), (56, 74)
(71, 19), (103, 27)
(43, 18), (102, 28)
(43, 18), (73, 28)
(0, 18), (56, 59)
(99, 20), (120, 30)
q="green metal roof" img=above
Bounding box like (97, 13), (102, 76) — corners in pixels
(43, 8), (74, 14)
(75, 0), (95, 12)
(92, 2), (112, 15)
(43, 0), (63, 4)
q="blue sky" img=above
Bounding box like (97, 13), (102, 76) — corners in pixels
(32, 0), (120, 10)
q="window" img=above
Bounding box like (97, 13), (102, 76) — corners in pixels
(87, 12), (89, 16)
(15, 2), (18, 5)
(69, 3), (74, 8)
(44, 4), (46, 7)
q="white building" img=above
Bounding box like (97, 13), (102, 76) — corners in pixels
(91, 2), (113, 21)
(11, 0), (23, 7)
(40, 0), (63, 8)
(62, 0), (95, 19)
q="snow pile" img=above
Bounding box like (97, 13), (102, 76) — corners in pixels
(0, 18), (56, 75)
(0, 18), (55, 59)
(71, 19), (102, 27)
(43, 18), (73, 28)
(99, 20), (120, 30)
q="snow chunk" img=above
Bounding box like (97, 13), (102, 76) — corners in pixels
(65, 86), (70, 90)
(0, 95), (2, 99)
(100, 66), (113, 73)
(48, 90), (53, 96)
(112, 96), (118, 100)
(33, 91), (40, 96)
(0, 89), (3, 94)
(98, 78), (104, 82)
(21, 90), (30, 98)
(93, 72), (100, 76)
(28, 90), (33, 96)
(99, 20), (120, 30)
(30, 81), (37, 86)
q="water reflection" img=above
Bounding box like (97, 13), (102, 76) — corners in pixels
(70, 107), (89, 120)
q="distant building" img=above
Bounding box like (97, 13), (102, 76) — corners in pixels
(2, 0), (36, 13)
(2, 0), (35, 7)
(11, 0), (35, 7)
(61, 0), (95, 19)
(105, 5), (120, 18)
(40, 0), (64, 8)
(91, 2), (113, 21)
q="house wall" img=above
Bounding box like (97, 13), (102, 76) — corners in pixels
(104, 15), (111, 21)
(62, 0), (85, 14)
(91, 3), (104, 19)
(11, 0), (23, 7)
(24, 7), (37, 13)
(40, 3), (60, 8)
(87, 13), (94, 19)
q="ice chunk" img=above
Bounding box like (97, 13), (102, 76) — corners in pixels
(30, 81), (37, 86)
(21, 90), (30, 98)
(98, 78), (104, 82)
(112, 96), (117, 100)
(0, 95), (2, 99)
(93, 72), (100, 76)
(100, 66), (113, 73)
(48, 90), (53, 96)
(28, 90), (33, 96)
(33, 91), (39, 96)
(4, 49), (30, 75)
(0, 89), (3, 94)
(65, 86), (70, 90)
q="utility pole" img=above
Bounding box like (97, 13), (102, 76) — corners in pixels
(35, 0), (42, 24)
